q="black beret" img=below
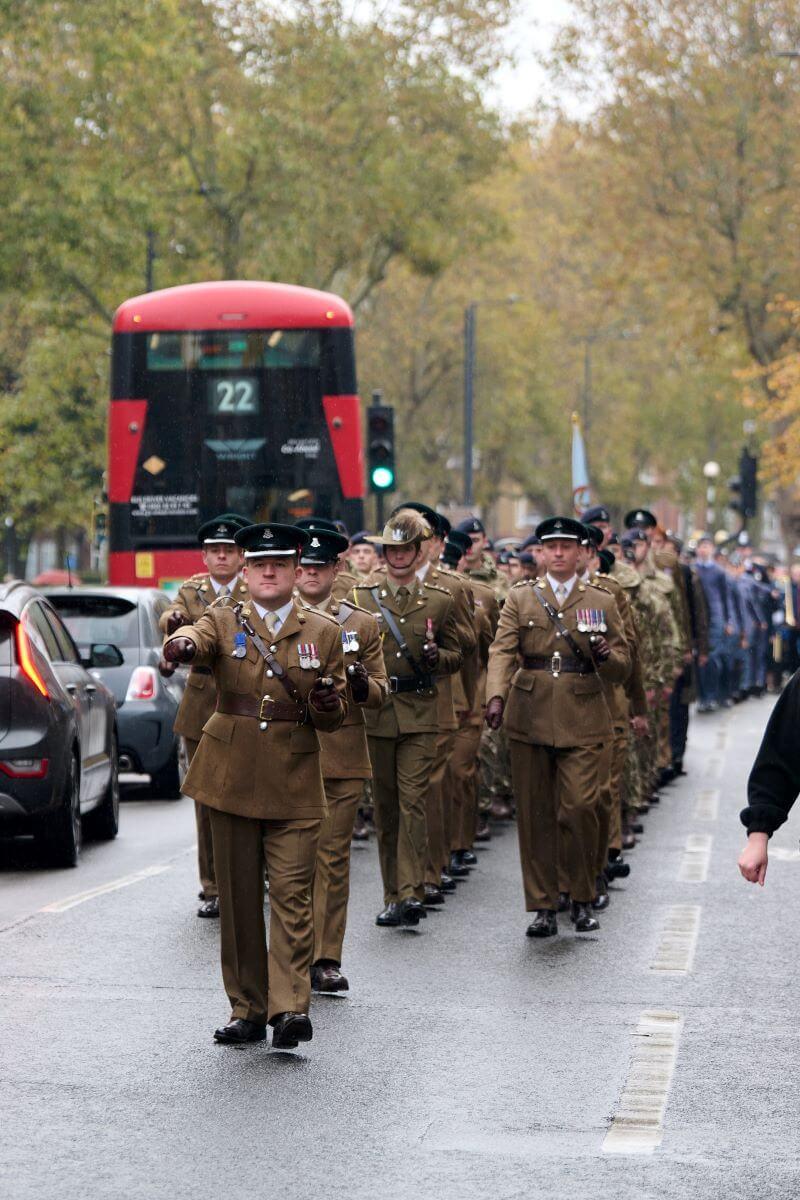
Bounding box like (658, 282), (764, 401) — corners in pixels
(620, 528), (648, 547)
(581, 505), (611, 524)
(456, 516), (485, 536)
(235, 523), (309, 558)
(349, 530), (374, 547)
(197, 515), (248, 545)
(520, 534), (542, 550)
(584, 524), (604, 549)
(598, 549), (616, 573)
(446, 529), (472, 555)
(295, 517), (340, 534)
(535, 516), (586, 542)
(624, 508), (657, 530)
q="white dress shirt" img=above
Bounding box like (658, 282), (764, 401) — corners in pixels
(252, 598), (295, 633)
(546, 574), (577, 605)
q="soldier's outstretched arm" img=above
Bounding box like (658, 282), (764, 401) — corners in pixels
(159, 584), (194, 636)
(163, 608), (221, 667)
(484, 588), (521, 705)
(435, 599), (463, 676)
(308, 626), (347, 732)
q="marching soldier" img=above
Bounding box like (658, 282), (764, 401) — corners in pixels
(354, 511), (462, 927)
(485, 517), (630, 938)
(158, 514), (249, 917)
(294, 530), (388, 992)
(163, 523), (346, 1050)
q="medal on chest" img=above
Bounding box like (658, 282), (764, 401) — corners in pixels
(342, 629), (360, 655)
(232, 631), (247, 659)
(576, 609), (607, 634)
(298, 642), (320, 670)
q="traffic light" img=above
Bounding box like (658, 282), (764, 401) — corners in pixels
(367, 403), (396, 494)
(740, 448), (758, 518)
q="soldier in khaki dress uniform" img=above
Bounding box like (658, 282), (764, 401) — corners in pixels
(354, 511), (462, 928)
(485, 517), (630, 938)
(158, 514), (249, 917)
(163, 523), (346, 1051)
(294, 530), (389, 993)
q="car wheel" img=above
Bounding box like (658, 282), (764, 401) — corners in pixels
(149, 741), (182, 800)
(41, 752), (82, 868)
(85, 736), (120, 841)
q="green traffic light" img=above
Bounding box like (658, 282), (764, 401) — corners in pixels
(371, 465), (395, 490)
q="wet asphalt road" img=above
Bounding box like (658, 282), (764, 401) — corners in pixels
(2, 699), (800, 1200)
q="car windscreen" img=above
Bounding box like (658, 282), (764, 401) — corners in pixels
(49, 596), (140, 649)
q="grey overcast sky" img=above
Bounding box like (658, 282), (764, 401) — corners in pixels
(491, 0), (577, 115)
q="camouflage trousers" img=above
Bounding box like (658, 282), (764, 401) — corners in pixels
(478, 726), (513, 813)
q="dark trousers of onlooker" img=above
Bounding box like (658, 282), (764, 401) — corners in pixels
(698, 626), (727, 706)
(669, 666), (692, 768)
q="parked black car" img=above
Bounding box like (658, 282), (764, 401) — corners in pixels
(45, 587), (186, 797)
(0, 580), (120, 866)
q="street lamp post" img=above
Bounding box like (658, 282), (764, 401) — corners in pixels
(462, 295), (519, 507)
(703, 460), (721, 530)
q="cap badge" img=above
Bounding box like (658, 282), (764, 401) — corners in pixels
(216, 525), (227, 537)
(554, 520), (563, 530)
(310, 537), (320, 548)
(262, 529), (273, 540)
(391, 528), (404, 542)
(636, 512), (644, 521)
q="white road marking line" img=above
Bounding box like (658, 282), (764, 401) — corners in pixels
(714, 728), (728, 748)
(678, 833), (713, 882)
(40, 864), (171, 913)
(703, 757), (722, 781)
(693, 789), (719, 821)
(650, 905), (701, 974)
(602, 1011), (683, 1155)
(770, 847), (800, 862)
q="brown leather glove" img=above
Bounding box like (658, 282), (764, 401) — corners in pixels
(164, 610), (185, 635)
(163, 637), (196, 664)
(158, 656), (177, 678)
(422, 642), (440, 669)
(590, 635), (611, 662)
(309, 677), (341, 713)
(347, 661), (369, 703)
(485, 695), (505, 730)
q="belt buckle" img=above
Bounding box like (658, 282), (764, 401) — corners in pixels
(259, 694), (274, 730)
(551, 652), (562, 678)
(389, 677), (399, 693)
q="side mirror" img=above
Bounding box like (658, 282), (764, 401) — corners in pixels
(83, 643), (124, 669)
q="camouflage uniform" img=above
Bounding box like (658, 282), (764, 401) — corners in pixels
(465, 554), (512, 818)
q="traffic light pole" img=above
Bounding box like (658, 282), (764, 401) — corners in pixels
(375, 492), (385, 530)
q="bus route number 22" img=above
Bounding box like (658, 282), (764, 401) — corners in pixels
(209, 378), (259, 415)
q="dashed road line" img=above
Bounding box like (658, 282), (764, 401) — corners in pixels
(40, 864), (172, 913)
(769, 847), (800, 862)
(703, 756), (722, 781)
(602, 1010), (683, 1154)
(693, 789), (719, 821)
(650, 905), (701, 974)
(678, 833), (713, 882)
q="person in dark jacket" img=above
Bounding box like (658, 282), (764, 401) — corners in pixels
(738, 669), (800, 885)
(694, 535), (733, 710)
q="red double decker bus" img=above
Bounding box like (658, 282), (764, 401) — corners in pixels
(108, 280), (364, 588)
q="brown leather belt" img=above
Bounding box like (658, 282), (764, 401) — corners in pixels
(522, 654), (591, 676)
(216, 692), (307, 723)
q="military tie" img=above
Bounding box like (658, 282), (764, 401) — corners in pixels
(218, 584), (230, 598)
(264, 611), (278, 636)
(555, 583), (568, 607)
(396, 585), (410, 613)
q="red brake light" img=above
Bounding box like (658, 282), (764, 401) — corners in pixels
(125, 666), (157, 702)
(0, 758), (49, 779)
(16, 623), (49, 698)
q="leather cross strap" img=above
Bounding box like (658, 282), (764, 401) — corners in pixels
(234, 604), (306, 711)
(217, 693), (306, 722)
(369, 587), (429, 688)
(530, 587), (594, 672)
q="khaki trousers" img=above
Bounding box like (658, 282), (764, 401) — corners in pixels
(425, 729), (457, 885)
(312, 778), (362, 966)
(186, 737), (217, 899)
(448, 721), (482, 851)
(511, 740), (602, 910)
(209, 807), (321, 1024)
(606, 729), (628, 859)
(368, 731), (436, 905)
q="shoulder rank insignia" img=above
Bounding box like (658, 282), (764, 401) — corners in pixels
(576, 609), (607, 634)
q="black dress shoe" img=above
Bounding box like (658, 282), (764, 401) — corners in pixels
(311, 962), (349, 993)
(606, 856), (631, 880)
(214, 1018), (266, 1044)
(592, 877), (610, 911)
(424, 884), (445, 906)
(439, 873), (457, 893)
(526, 910), (558, 938)
(198, 896), (220, 918)
(458, 849), (478, 866)
(557, 891), (570, 913)
(631, 821), (645, 834)
(449, 853), (470, 877)
(271, 1012), (313, 1050)
(398, 898), (427, 926)
(376, 902), (402, 926)
(570, 901), (600, 933)
(474, 817), (491, 842)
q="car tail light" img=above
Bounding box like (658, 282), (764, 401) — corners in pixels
(125, 666), (158, 702)
(0, 758), (49, 778)
(15, 623), (49, 698)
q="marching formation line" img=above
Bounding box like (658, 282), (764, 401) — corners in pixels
(602, 1011), (684, 1155)
(649, 905), (702, 974)
(678, 833), (713, 882)
(40, 864), (171, 913)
